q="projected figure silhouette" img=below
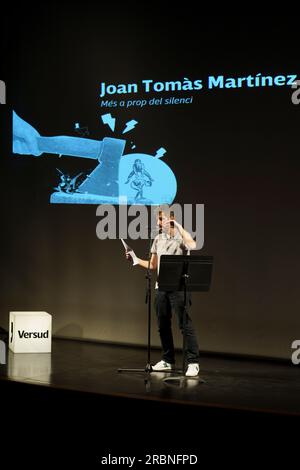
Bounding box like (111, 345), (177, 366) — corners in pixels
(125, 158), (154, 201)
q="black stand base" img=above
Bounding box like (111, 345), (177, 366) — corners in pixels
(118, 366), (205, 381)
(118, 363), (153, 373)
(118, 365), (179, 374)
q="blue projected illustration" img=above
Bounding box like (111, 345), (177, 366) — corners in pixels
(54, 169), (86, 193)
(122, 119), (138, 134)
(125, 159), (154, 202)
(12, 111), (177, 205)
(120, 155), (175, 205)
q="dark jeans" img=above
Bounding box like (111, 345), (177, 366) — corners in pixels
(155, 290), (200, 364)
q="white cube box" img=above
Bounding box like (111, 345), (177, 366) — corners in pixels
(9, 311), (52, 353)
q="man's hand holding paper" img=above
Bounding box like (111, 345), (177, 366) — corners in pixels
(121, 239), (139, 266)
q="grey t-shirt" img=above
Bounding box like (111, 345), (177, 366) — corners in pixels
(151, 232), (190, 288)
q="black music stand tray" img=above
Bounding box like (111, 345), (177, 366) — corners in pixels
(158, 255), (213, 385)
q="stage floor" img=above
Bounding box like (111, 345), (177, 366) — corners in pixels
(0, 338), (299, 416)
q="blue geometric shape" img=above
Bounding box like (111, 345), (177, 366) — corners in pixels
(101, 113), (116, 132)
(122, 119), (138, 134)
(154, 147), (167, 159)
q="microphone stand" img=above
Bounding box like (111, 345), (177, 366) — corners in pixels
(144, 230), (153, 373)
(118, 229), (155, 377)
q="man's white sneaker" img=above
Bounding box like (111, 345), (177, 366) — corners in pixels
(152, 360), (175, 371)
(185, 363), (200, 377)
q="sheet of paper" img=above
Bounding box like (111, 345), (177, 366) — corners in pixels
(121, 238), (139, 266)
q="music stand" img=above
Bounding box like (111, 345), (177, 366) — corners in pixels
(158, 255), (213, 384)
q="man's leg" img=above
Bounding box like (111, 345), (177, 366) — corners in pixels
(170, 291), (200, 364)
(155, 290), (175, 364)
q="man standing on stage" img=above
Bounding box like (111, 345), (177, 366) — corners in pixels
(126, 208), (200, 377)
